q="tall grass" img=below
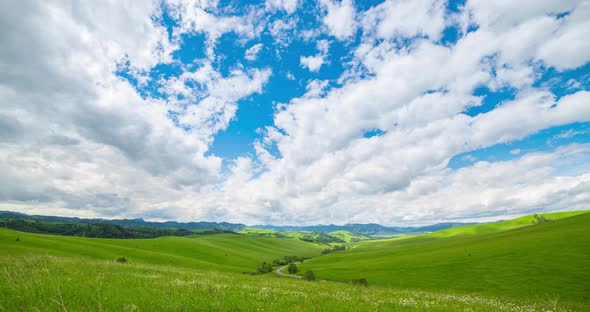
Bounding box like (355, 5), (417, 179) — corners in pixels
(0, 256), (570, 311)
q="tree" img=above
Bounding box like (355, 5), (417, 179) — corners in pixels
(303, 270), (316, 281)
(288, 263), (298, 274)
(256, 262), (273, 274)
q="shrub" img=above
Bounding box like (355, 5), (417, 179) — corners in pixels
(272, 258), (285, 266)
(115, 257), (127, 263)
(256, 262), (273, 274)
(352, 278), (368, 287)
(303, 270), (316, 281)
(288, 263), (298, 274)
(272, 255), (308, 266)
(532, 214), (550, 224)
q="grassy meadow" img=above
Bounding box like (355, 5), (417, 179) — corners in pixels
(0, 211), (588, 311)
(0, 255), (573, 311)
(298, 211), (590, 308)
(0, 230), (323, 273)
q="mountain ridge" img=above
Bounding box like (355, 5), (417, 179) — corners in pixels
(0, 210), (475, 235)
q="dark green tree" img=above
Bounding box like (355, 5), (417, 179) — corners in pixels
(256, 262), (273, 274)
(303, 270), (316, 281)
(288, 263), (298, 274)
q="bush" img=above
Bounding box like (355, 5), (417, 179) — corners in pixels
(303, 270), (316, 281)
(272, 255), (309, 266)
(532, 214), (550, 224)
(352, 278), (368, 287)
(115, 257), (127, 263)
(256, 262), (273, 274)
(288, 263), (298, 274)
(321, 245), (346, 255)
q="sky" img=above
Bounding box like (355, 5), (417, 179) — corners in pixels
(0, 0), (589, 226)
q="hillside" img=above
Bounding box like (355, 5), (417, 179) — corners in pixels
(1, 255), (558, 312)
(0, 229), (323, 273)
(0, 210), (247, 232)
(253, 222), (475, 236)
(327, 230), (372, 242)
(0, 219), (199, 239)
(426, 210), (589, 238)
(1, 212), (587, 311)
(298, 212), (590, 307)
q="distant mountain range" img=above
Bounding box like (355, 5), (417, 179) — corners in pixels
(0, 210), (476, 236)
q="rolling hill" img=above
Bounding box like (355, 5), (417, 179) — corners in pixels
(298, 211), (590, 307)
(1, 210), (588, 311)
(0, 229), (323, 273)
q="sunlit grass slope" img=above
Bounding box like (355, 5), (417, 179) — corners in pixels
(427, 210), (589, 238)
(0, 256), (570, 311)
(328, 230), (371, 242)
(0, 230), (323, 272)
(298, 212), (590, 307)
(237, 227), (279, 236)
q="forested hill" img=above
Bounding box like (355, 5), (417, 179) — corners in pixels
(0, 218), (236, 239)
(0, 210), (246, 232)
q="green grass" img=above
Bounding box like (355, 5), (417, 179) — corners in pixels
(237, 227), (279, 236)
(0, 230), (323, 273)
(298, 212), (590, 308)
(1, 211), (588, 311)
(427, 210), (589, 238)
(0, 256), (568, 311)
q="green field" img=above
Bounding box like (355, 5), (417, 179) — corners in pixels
(298, 211), (590, 308)
(0, 230), (323, 273)
(0, 211), (588, 311)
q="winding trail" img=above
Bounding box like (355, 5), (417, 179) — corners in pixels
(275, 264), (302, 279)
(273, 259), (345, 284)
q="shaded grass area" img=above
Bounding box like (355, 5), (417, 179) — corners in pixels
(298, 212), (590, 308)
(0, 256), (569, 312)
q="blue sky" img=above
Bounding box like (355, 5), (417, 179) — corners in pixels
(1, 0), (589, 225)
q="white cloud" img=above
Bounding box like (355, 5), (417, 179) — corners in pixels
(300, 40), (330, 72)
(321, 0), (357, 40)
(165, 1), (265, 58)
(266, 0), (298, 14)
(0, 0), (266, 221)
(510, 149), (521, 155)
(300, 55), (325, 72)
(1, 0), (589, 226)
(268, 17), (298, 47)
(244, 43), (263, 61)
(361, 0), (446, 41)
(536, 2), (590, 70)
(159, 63), (272, 143)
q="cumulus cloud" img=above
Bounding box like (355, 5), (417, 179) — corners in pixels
(1, 0), (589, 226)
(266, 0), (298, 14)
(361, 0), (446, 41)
(165, 0), (266, 58)
(300, 40), (330, 72)
(321, 0), (357, 40)
(0, 0), (266, 221)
